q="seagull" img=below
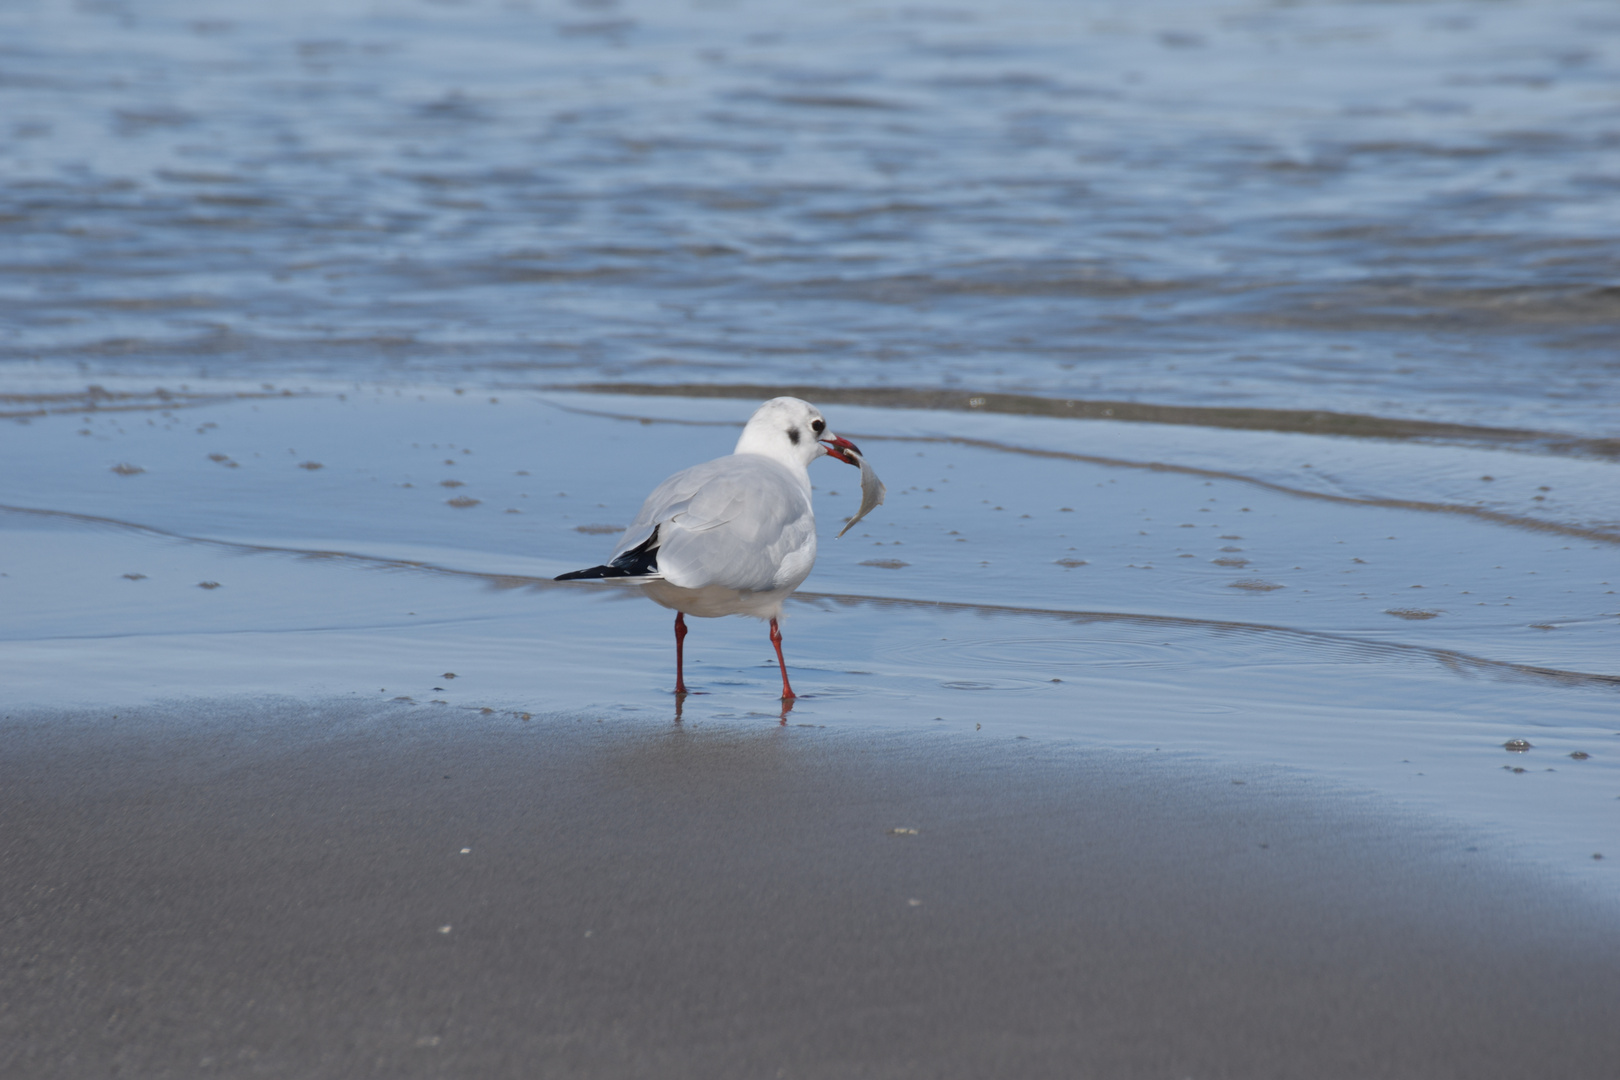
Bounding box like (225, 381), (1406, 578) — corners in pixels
(555, 397), (863, 700)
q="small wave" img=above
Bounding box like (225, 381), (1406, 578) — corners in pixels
(1245, 282), (1620, 332)
(552, 382), (1620, 462)
(3, 502), (1613, 693)
(780, 265), (1190, 303)
(0, 385), (295, 421)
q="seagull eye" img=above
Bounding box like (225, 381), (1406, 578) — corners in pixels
(811, 419), (825, 434)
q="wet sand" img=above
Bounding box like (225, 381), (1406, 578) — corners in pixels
(4, 699), (1616, 1079)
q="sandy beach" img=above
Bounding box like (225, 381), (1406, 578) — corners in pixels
(5, 1), (1620, 1073)
(4, 697), (1618, 1079)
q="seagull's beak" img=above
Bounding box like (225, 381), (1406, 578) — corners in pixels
(820, 434), (862, 466)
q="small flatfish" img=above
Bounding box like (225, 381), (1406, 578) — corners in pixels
(836, 448), (887, 538)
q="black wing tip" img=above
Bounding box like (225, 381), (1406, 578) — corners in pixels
(556, 529), (660, 582)
(555, 561), (656, 582)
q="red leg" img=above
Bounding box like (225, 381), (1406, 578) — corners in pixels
(769, 617), (795, 700)
(674, 612), (689, 696)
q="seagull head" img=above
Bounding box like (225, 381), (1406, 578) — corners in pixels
(735, 397), (863, 470)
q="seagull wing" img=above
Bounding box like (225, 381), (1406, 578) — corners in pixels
(612, 454), (815, 593)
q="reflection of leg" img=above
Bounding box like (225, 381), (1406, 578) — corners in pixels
(674, 612), (689, 696)
(769, 617), (795, 701)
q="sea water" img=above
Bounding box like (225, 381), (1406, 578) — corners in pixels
(1, 0), (1616, 880)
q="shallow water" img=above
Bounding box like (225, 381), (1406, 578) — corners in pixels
(1, 384), (1615, 879)
(1, 1), (1617, 883)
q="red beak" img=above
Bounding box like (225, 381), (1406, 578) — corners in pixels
(820, 435), (862, 466)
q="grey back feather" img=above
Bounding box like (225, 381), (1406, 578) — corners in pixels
(611, 454), (816, 593)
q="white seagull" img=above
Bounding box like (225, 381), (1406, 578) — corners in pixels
(556, 397), (865, 700)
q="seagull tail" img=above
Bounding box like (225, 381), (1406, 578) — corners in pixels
(555, 530), (661, 581)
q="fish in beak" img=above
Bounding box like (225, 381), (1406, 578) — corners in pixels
(820, 434), (862, 466)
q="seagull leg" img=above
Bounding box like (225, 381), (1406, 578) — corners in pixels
(674, 612), (689, 696)
(769, 617), (795, 700)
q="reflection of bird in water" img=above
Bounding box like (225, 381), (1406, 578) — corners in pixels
(672, 692), (796, 725)
(556, 397), (864, 701)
